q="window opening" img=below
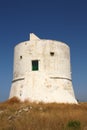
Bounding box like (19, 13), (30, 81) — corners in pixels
(50, 52), (54, 56)
(32, 60), (39, 71)
(20, 90), (22, 96)
(20, 56), (22, 59)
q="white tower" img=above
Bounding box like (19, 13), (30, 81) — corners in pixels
(9, 33), (77, 104)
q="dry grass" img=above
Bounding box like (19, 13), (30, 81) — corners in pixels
(0, 97), (87, 130)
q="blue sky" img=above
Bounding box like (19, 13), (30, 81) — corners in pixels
(0, 0), (87, 102)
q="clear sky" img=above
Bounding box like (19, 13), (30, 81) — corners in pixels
(0, 0), (87, 102)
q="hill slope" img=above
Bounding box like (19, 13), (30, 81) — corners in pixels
(0, 97), (87, 130)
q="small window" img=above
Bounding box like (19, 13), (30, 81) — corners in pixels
(50, 52), (54, 56)
(20, 56), (22, 59)
(20, 90), (22, 96)
(32, 60), (39, 71)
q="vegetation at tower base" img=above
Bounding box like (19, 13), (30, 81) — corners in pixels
(0, 97), (87, 130)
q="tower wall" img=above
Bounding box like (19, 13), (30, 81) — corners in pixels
(9, 34), (77, 103)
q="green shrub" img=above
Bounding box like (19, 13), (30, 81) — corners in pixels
(66, 120), (81, 130)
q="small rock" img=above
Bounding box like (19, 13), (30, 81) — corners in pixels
(30, 106), (32, 109)
(18, 109), (22, 113)
(8, 115), (15, 120)
(23, 107), (29, 112)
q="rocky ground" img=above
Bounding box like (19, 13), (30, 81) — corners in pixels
(0, 97), (87, 130)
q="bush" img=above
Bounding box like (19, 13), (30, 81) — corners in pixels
(5, 97), (21, 104)
(66, 120), (81, 130)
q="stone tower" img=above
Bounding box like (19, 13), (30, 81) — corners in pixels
(9, 33), (77, 104)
